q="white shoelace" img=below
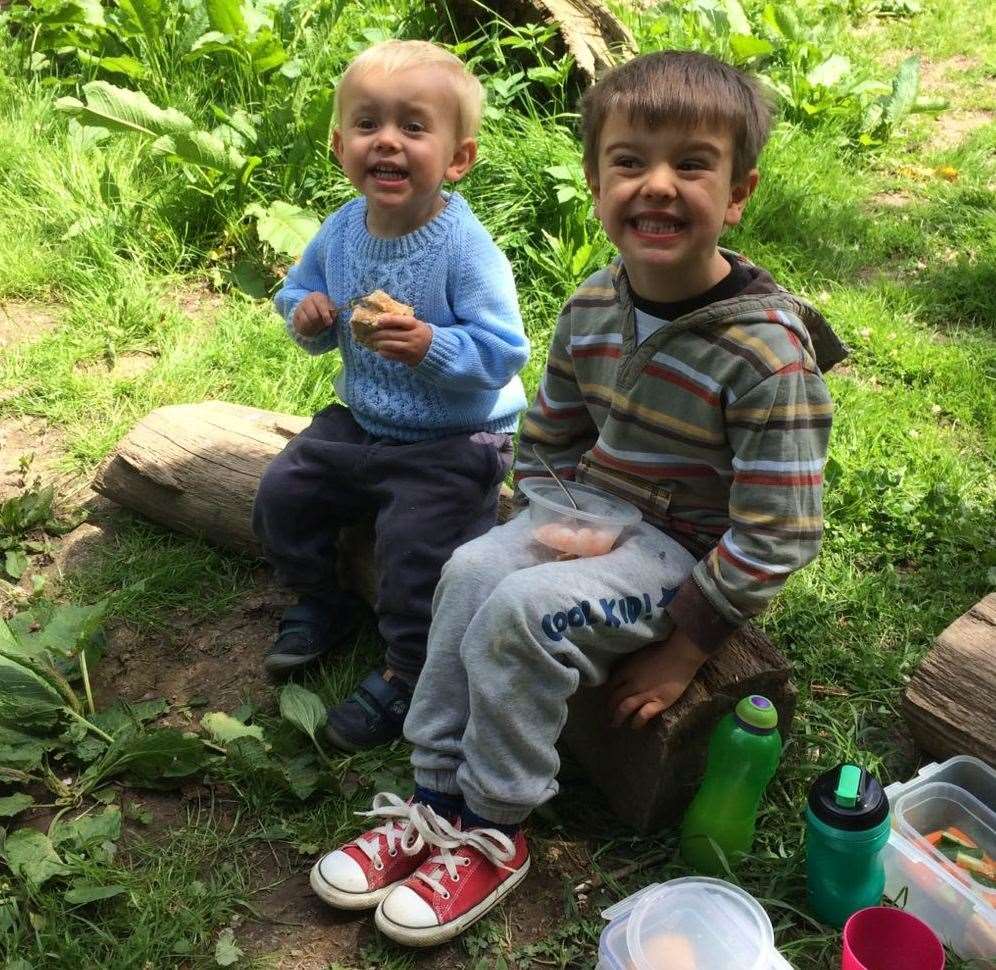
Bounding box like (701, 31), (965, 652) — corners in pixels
(409, 812), (517, 900)
(352, 792), (429, 871)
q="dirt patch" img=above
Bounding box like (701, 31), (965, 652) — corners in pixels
(0, 301), (60, 350)
(91, 574), (292, 714)
(74, 350), (159, 380)
(868, 190), (914, 209)
(928, 109), (994, 151)
(170, 280), (225, 325)
(0, 414), (72, 501)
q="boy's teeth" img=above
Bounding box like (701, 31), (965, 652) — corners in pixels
(373, 166), (406, 180)
(634, 217), (681, 233)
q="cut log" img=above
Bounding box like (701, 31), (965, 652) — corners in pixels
(903, 594), (996, 766)
(92, 401), (308, 555)
(448, 0), (637, 80)
(94, 401), (797, 832)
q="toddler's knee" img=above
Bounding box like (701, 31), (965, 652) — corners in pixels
(253, 458), (294, 522)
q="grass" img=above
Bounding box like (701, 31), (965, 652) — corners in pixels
(1, 0), (995, 967)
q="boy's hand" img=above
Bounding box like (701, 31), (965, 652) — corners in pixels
(293, 292), (336, 337)
(607, 628), (710, 729)
(368, 314), (432, 366)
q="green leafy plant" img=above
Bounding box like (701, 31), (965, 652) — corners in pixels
(0, 483), (84, 581)
(278, 682), (330, 764)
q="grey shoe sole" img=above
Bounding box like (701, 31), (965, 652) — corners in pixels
(263, 649), (329, 675)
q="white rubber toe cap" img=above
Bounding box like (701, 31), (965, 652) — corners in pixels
(316, 850), (368, 893)
(380, 885), (439, 928)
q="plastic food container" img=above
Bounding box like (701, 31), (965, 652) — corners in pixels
(882, 756), (996, 961)
(597, 877), (793, 970)
(518, 476), (641, 558)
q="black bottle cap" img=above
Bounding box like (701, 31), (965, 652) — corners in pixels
(808, 763), (889, 831)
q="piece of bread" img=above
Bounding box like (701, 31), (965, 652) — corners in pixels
(349, 290), (413, 348)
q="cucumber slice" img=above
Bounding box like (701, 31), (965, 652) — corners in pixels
(969, 870), (996, 890)
(940, 829), (979, 852)
(957, 852), (991, 874)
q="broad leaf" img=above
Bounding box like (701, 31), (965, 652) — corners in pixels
(79, 727), (209, 790)
(214, 927), (243, 966)
(97, 55), (148, 80)
(806, 55), (851, 88)
(91, 697), (167, 735)
(282, 752), (319, 800)
(721, 0), (752, 35)
(151, 130), (248, 174)
(278, 683), (325, 744)
(188, 30), (241, 61)
(0, 653), (64, 728)
(5, 549), (27, 580)
(883, 57), (920, 128)
(729, 34), (774, 61)
(249, 29), (287, 74)
(246, 201), (321, 259)
(117, 0), (164, 47)
(65, 882), (128, 904)
(8, 600), (107, 661)
(57, 81), (194, 139)
(202, 711), (266, 745)
(1, 829), (68, 887)
(205, 0), (246, 38)
(0, 725), (53, 770)
(52, 806), (122, 851)
(763, 3), (802, 41)
(0, 793), (35, 818)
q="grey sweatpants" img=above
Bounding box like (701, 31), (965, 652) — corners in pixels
(404, 511), (697, 824)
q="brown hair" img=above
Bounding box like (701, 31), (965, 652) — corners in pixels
(580, 50), (773, 181)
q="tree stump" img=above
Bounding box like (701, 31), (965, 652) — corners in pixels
(903, 594), (996, 767)
(94, 401), (797, 832)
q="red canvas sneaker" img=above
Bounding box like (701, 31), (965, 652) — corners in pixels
(374, 824), (530, 946)
(310, 793), (445, 909)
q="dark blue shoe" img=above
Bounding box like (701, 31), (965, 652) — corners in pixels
(324, 669), (413, 752)
(263, 595), (361, 678)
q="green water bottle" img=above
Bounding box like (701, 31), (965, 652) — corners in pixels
(679, 695), (783, 875)
(805, 763), (891, 927)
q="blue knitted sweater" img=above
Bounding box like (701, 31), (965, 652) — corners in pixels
(274, 192), (529, 441)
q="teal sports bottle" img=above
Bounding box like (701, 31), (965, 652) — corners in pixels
(805, 763), (891, 927)
(679, 695), (783, 875)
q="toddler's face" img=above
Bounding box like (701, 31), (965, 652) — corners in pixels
(334, 65), (476, 237)
(587, 114), (757, 302)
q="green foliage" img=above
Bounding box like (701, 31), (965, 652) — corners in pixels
(0, 481), (84, 581)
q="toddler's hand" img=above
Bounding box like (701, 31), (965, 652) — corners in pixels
(367, 314), (432, 366)
(293, 292), (336, 337)
(607, 629), (710, 729)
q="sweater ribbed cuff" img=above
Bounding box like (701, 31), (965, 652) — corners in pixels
(667, 575), (740, 654)
(414, 324), (462, 384)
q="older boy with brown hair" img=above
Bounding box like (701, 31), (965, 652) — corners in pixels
(309, 50), (846, 945)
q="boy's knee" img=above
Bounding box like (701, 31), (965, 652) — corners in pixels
(441, 531), (502, 582)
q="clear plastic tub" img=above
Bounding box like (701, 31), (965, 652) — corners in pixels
(597, 877), (793, 970)
(883, 756), (996, 960)
(519, 477), (641, 558)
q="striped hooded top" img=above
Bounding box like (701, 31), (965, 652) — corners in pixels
(515, 253), (847, 653)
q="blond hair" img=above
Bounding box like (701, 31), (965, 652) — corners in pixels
(335, 40), (484, 140)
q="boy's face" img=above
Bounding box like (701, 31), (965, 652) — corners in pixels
(333, 65), (477, 237)
(587, 114), (758, 302)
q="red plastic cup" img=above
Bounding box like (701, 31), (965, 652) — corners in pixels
(842, 907), (945, 970)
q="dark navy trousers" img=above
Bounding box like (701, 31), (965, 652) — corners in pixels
(252, 404), (513, 679)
